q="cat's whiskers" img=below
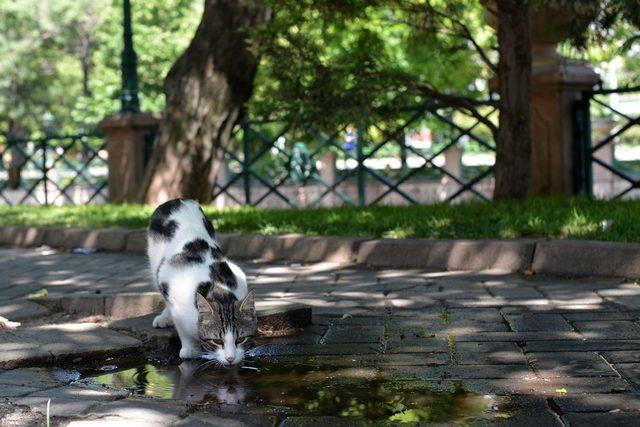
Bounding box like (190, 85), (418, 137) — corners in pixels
(195, 358), (221, 373)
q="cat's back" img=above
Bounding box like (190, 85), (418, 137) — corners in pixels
(147, 198), (216, 262)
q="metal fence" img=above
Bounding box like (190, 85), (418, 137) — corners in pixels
(574, 85), (640, 199)
(0, 132), (107, 205)
(0, 103), (498, 208)
(213, 103), (497, 208)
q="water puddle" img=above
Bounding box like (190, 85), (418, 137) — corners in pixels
(66, 359), (501, 425)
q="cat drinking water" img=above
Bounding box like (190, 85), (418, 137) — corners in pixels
(147, 199), (256, 367)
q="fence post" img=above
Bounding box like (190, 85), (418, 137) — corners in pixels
(242, 121), (251, 205)
(572, 94), (593, 197)
(40, 139), (48, 206)
(356, 121), (366, 206)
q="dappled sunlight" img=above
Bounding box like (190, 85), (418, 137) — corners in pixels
(3, 248), (640, 424)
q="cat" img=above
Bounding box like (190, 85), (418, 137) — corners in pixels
(147, 198), (256, 366)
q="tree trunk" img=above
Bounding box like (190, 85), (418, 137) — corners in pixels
(140, 0), (270, 204)
(493, 0), (532, 200)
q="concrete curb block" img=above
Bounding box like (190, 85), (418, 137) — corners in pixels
(532, 240), (640, 278)
(1, 226), (638, 278)
(357, 239), (537, 271)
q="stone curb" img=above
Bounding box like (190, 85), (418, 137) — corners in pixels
(1, 226), (639, 278)
(532, 240), (640, 278)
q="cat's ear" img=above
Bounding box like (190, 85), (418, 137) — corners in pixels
(196, 293), (215, 316)
(237, 289), (255, 314)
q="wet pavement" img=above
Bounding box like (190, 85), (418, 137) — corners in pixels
(1, 246), (640, 425)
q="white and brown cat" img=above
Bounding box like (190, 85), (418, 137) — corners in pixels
(147, 199), (256, 367)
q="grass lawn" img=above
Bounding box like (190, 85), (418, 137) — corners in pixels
(1, 198), (639, 242)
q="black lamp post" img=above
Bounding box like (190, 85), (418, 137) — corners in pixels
(120, 0), (140, 112)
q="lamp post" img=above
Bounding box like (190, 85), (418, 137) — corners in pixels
(99, 0), (158, 202)
(120, 0), (140, 112)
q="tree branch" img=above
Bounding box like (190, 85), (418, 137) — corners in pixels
(415, 83), (498, 135)
(454, 20), (498, 74)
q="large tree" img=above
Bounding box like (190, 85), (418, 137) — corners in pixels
(253, 0), (640, 201)
(493, 1), (531, 199)
(139, 0), (270, 204)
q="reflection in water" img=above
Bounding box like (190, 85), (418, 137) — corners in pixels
(88, 360), (493, 424)
(92, 360), (247, 403)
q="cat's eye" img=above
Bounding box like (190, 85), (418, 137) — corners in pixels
(210, 338), (224, 346)
(235, 337), (247, 345)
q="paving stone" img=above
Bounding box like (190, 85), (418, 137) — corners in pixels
(446, 297), (552, 308)
(0, 401), (45, 425)
(13, 385), (126, 417)
(563, 412), (640, 427)
(0, 300), (49, 321)
(603, 295), (640, 310)
(280, 416), (367, 427)
(483, 285), (546, 299)
(528, 352), (618, 377)
(385, 338), (450, 354)
(563, 311), (640, 322)
(475, 395), (562, 426)
(452, 331), (583, 342)
(70, 398), (185, 426)
(505, 313), (573, 332)
(601, 351), (640, 363)
(455, 376), (631, 395)
(176, 413), (266, 426)
(455, 342), (528, 365)
(572, 321), (640, 339)
(554, 393), (640, 412)
(522, 340), (640, 353)
(320, 325), (384, 344)
(388, 364), (534, 380)
(0, 323), (141, 368)
(0, 384), (42, 397)
(315, 315), (386, 327)
(0, 368), (61, 397)
(252, 343), (380, 357)
(615, 363), (640, 389)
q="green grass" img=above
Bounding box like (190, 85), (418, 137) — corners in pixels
(2, 197), (640, 242)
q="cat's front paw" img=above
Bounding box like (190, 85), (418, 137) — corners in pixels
(152, 314), (173, 328)
(179, 346), (201, 359)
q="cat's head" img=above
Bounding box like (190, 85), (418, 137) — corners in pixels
(196, 290), (256, 367)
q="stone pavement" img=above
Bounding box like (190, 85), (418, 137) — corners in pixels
(1, 246), (640, 425)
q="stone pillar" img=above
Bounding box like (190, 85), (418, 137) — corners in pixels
(483, 1), (600, 196)
(440, 146), (462, 199)
(591, 118), (616, 197)
(319, 151), (338, 206)
(213, 156), (229, 209)
(530, 52), (599, 196)
(98, 112), (159, 203)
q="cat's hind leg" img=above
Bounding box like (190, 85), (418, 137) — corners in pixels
(152, 306), (173, 328)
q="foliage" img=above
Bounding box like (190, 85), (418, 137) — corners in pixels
(250, 0), (493, 128)
(5, 197), (640, 242)
(0, 0), (201, 136)
(560, 0), (640, 87)
(0, 0), (638, 146)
